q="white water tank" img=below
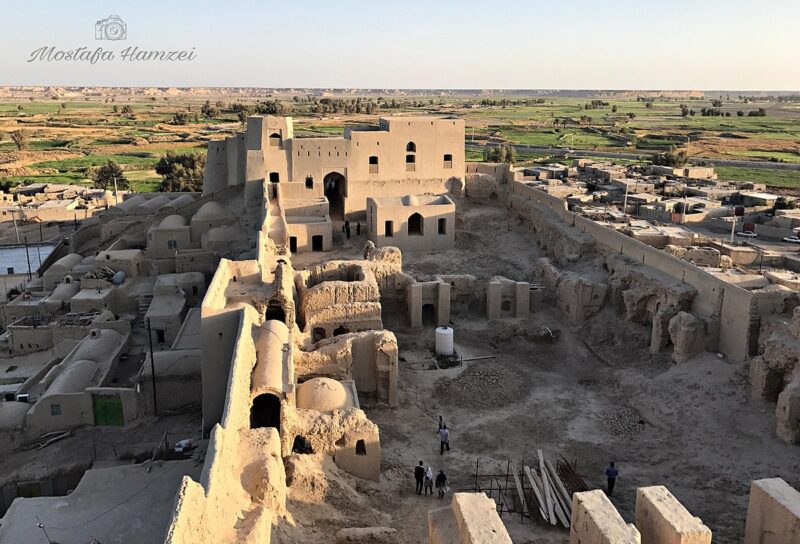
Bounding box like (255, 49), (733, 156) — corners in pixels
(435, 326), (454, 356)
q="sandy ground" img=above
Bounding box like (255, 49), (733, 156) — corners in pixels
(286, 200), (799, 544)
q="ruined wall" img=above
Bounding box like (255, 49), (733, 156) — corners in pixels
(744, 478), (800, 544)
(634, 486), (711, 544)
(510, 181), (755, 362)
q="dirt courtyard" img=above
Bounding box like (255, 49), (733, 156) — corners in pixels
(288, 200), (798, 544)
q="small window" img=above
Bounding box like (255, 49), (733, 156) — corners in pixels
(406, 141), (416, 152)
(305, 176), (314, 189)
(355, 439), (367, 456)
(167, 239), (178, 249)
(50, 404), (62, 416)
(406, 154), (415, 164)
(369, 156), (379, 174)
(385, 220), (394, 237)
(438, 218), (446, 235)
(501, 300), (511, 312)
(443, 154), (453, 169)
(269, 132), (282, 148)
(269, 172), (280, 183)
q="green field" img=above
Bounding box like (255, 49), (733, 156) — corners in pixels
(714, 166), (800, 188)
(1, 94), (799, 193)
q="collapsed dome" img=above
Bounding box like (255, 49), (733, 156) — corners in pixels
(296, 377), (350, 413)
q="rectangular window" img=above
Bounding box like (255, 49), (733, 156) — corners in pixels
(438, 218), (447, 235)
(443, 154), (453, 169)
(385, 220), (394, 237)
(50, 403), (62, 416)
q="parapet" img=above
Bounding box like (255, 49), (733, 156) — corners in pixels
(569, 490), (641, 544)
(635, 486), (711, 544)
(744, 478), (800, 544)
(428, 492), (512, 544)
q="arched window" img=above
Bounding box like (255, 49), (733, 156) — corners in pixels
(406, 141), (416, 153)
(355, 439), (367, 455)
(268, 132), (282, 148)
(408, 213), (423, 236)
(305, 176), (313, 189)
(167, 239), (177, 249)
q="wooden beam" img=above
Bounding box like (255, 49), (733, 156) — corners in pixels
(523, 465), (548, 521)
(509, 462), (529, 516)
(537, 450), (556, 525)
(545, 458), (573, 516)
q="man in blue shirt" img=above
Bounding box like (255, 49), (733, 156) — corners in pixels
(605, 461), (619, 496)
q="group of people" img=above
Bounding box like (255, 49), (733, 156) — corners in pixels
(342, 220), (361, 239)
(414, 461), (449, 499)
(411, 415), (454, 499)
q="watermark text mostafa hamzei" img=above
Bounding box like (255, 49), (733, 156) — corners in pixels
(27, 46), (197, 64)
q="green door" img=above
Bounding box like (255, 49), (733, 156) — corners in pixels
(93, 394), (124, 426)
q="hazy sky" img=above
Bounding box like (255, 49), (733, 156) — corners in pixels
(1, 0), (798, 90)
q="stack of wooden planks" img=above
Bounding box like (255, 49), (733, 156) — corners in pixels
(522, 450), (573, 529)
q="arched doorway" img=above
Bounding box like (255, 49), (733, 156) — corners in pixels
(324, 172), (346, 220)
(409, 213), (424, 236)
(250, 393), (281, 429)
(265, 303), (286, 323)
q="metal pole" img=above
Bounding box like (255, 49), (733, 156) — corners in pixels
(759, 250), (764, 275)
(39, 222), (43, 243)
(146, 318), (158, 416)
(113, 175), (119, 206)
(12, 207), (20, 244)
(622, 182), (629, 216)
(23, 236), (32, 280)
(729, 212), (736, 245)
(682, 190), (687, 224)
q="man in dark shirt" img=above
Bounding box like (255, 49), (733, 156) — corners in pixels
(414, 460), (425, 495)
(605, 461), (619, 496)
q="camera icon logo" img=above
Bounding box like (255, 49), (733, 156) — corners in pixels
(95, 14), (127, 41)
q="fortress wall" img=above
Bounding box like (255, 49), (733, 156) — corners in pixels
(509, 181), (755, 362)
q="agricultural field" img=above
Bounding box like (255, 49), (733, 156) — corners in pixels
(0, 89), (798, 192)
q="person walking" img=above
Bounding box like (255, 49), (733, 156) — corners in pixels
(414, 461), (425, 495)
(344, 220), (351, 239)
(437, 415), (445, 431)
(435, 469), (448, 500)
(424, 466), (433, 496)
(438, 425), (450, 455)
(356, 221), (361, 235)
(605, 461), (619, 496)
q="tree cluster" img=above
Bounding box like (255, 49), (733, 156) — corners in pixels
(483, 144), (516, 163)
(93, 160), (130, 190)
(155, 152), (206, 192)
(653, 146), (689, 167)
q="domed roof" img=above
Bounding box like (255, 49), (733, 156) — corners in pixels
(296, 378), (351, 413)
(117, 195), (146, 210)
(193, 201), (234, 222)
(51, 253), (83, 271)
(164, 194), (196, 209)
(159, 214), (188, 229)
(204, 224), (246, 242)
(401, 195), (419, 206)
